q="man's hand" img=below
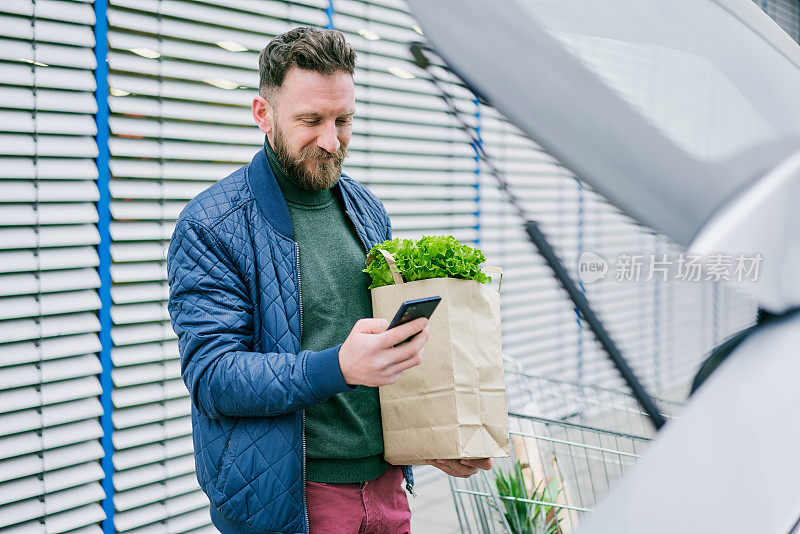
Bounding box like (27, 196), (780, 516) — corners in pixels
(425, 458), (493, 478)
(339, 317), (430, 387)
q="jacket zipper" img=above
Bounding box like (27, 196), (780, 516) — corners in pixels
(296, 242), (310, 534)
(302, 410), (309, 532)
(345, 209), (370, 254)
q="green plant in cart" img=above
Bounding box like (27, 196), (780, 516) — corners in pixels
(363, 235), (491, 290)
(493, 460), (564, 534)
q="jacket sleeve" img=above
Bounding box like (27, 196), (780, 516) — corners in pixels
(167, 217), (356, 419)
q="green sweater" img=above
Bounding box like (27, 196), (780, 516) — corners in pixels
(265, 139), (389, 483)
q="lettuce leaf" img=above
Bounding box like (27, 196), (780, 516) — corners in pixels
(363, 235), (492, 290)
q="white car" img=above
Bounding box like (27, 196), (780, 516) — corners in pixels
(408, 1), (800, 532)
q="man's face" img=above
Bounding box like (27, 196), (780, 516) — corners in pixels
(267, 67), (355, 192)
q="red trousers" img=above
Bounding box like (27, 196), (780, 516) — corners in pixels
(305, 465), (411, 534)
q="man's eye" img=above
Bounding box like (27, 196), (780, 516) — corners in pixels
(337, 118), (352, 125)
(301, 119), (319, 125)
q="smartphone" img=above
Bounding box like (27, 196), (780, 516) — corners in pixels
(387, 296), (442, 346)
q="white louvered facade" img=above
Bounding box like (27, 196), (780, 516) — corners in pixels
(3, 0), (795, 530)
(0, 0), (106, 533)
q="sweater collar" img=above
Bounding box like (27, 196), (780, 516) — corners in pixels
(264, 136), (334, 207)
(246, 146), (354, 242)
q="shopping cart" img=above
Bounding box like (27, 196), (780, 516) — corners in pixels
(450, 363), (682, 534)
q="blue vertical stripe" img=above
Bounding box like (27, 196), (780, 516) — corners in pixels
(93, 1), (114, 532)
(325, 0), (335, 29)
(472, 97), (481, 245)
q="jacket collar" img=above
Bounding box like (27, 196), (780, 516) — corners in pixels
(245, 147), (356, 242)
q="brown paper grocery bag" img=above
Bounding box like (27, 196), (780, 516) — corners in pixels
(367, 249), (510, 465)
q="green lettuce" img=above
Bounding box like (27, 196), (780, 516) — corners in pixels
(363, 235), (491, 290)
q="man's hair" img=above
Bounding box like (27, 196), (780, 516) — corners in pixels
(259, 26), (356, 101)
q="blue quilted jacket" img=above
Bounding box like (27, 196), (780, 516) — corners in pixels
(167, 148), (413, 533)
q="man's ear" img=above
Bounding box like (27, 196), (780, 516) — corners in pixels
(252, 95), (275, 137)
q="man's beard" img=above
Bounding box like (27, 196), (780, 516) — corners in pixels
(273, 125), (348, 192)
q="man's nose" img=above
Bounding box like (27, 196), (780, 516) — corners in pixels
(316, 121), (340, 154)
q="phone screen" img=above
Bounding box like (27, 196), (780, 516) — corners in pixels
(388, 296), (441, 345)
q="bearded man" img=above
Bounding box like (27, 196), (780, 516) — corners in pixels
(167, 27), (490, 534)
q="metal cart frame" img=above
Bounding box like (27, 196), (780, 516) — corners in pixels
(450, 367), (681, 534)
